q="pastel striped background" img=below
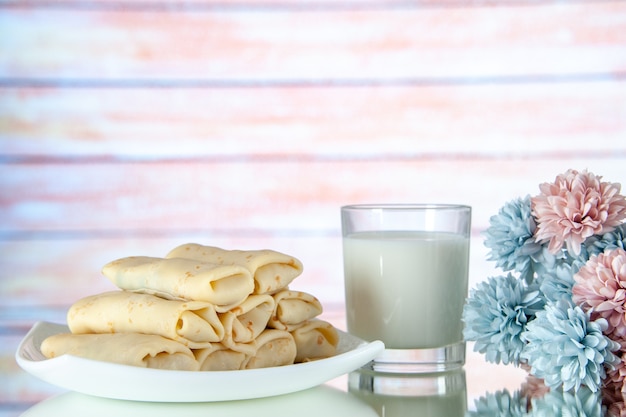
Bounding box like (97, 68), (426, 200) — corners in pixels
(1, 0), (625, 414)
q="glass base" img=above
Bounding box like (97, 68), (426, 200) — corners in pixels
(349, 367), (467, 397)
(364, 341), (465, 374)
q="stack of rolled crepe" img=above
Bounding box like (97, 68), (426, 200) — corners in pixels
(41, 243), (339, 371)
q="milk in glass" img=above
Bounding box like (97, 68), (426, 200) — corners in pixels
(343, 231), (469, 349)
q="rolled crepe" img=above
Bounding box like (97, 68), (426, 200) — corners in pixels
(166, 243), (303, 294)
(219, 294), (274, 349)
(41, 332), (199, 371)
(268, 290), (323, 331)
(291, 319), (339, 362)
(67, 291), (224, 348)
(242, 329), (297, 369)
(101, 256), (254, 311)
(194, 343), (248, 371)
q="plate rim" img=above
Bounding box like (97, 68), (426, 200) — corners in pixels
(16, 321), (384, 402)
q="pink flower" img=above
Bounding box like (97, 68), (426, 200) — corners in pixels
(573, 248), (626, 337)
(521, 373), (550, 401)
(607, 353), (626, 391)
(607, 401), (626, 417)
(531, 169), (626, 255)
(604, 371), (626, 416)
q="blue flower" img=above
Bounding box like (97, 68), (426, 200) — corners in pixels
(536, 262), (575, 304)
(463, 274), (544, 365)
(531, 244), (583, 273)
(527, 385), (603, 417)
(484, 196), (543, 283)
(467, 389), (527, 417)
(520, 299), (620, 393)
(582, 223), (626, 258)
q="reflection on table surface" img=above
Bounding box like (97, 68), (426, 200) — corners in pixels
(23, 369), (471, 417)
(349, 368), (468, 416)
(13, 362), (601, 417)
(19, 361), (615, 417)
(350, 367), (616, 416)
(18, 363), (619, 417)
(23, 371), (471, 417)
(21, 384), (377, 417)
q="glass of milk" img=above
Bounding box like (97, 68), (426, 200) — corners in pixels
(341, 204), (471, 373)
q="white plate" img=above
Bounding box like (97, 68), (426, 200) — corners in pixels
(16, 321), (384, 402)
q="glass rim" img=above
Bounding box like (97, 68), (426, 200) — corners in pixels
(341, 204), (471, 212)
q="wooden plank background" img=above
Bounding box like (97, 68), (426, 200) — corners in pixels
(1, 0), (626, 414)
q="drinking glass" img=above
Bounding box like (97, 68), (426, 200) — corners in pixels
(341, 204), (471, 373)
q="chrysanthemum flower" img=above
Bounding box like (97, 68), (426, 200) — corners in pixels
(537, 262), (575, 303)
(605, 350), (626, 398)
(603, 377), (626, 417)
(520, 299), (620, 392)
(584, 223), (626, 259)
(484, 196), (542, 283)
(531, 169), (626, 256)
(463, 274), (544, 365)
(527, 385), (603, 417)
(520, 373), (550, 403)
(467, 389), (527, 417)
(531, 245), (587, 283)
(607, 400), (626, 417)
(572, 248), (626, 338)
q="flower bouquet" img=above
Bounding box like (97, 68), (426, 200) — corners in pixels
(463, 169), (626, 415)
